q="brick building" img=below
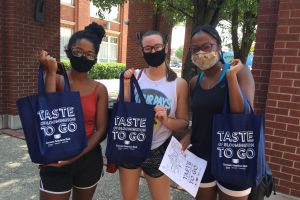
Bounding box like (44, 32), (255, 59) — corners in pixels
(60, 0), (172, 67)
(0, 0), (61, 129)
(251, 0), (300, 197)
(0, 0), (299, 198)
(60, 0), (127, 63)
(0, 0), (172, 129)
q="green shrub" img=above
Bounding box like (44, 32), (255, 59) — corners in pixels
(60, 60), (126, 79)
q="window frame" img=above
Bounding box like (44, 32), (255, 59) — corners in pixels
(90, 3), (120, 23)
(61, 0), (74, 6)
(98, 36), (119, 63)
(60, 26), (74, 60)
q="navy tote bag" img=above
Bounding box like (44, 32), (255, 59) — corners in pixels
(16, 65), (87, 164)
(211, 93), (266, 188)
(105, 73), (155, 165)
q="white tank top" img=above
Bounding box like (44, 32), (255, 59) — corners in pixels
(135, 70), (177, 149)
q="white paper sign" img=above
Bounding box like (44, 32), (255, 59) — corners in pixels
(159, 136), (207, 197)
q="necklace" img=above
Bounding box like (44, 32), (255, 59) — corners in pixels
(202, 67), (222, 89)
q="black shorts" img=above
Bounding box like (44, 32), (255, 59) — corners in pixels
(40, 145), (103, 194)
(120, 138), (170, 178)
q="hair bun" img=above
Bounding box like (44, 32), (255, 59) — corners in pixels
(85, 22), (105, 41)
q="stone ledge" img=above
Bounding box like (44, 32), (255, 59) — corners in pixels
(0, 129), (25, 140)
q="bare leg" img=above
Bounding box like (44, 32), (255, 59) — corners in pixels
(40, 191), (71, 200)
(144, 174), (170, 200)
(195, 186), (217, 200)
(119, 167), (142, 200)
(72, 184), (98, 200)
(218, 187), (249, 200)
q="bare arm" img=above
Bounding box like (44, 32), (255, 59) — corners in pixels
(39, 50), (57, 92)
(237, 66), (255, 108)
(179, 76), (197, 150)
(123, 68), (135, 102)
(226, 59), (255, 113)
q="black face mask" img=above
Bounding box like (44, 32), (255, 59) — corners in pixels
(143, 48), (166, 68)
(69, 54), (96, 73)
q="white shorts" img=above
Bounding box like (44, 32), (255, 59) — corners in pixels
(199, 181), (251, 197)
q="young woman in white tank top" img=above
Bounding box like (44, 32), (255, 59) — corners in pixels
(119, 31), (189, 200)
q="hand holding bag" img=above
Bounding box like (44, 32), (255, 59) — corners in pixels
(105, 73), (155, 165)
(16, 65), (87, 164)
(211, 92), (266, 188)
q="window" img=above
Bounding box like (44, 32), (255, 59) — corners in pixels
(60, 27), (73, 60)
(61, 0), (74, 5)
(90, 3), (120, 22)
(98, 36), (118, 62)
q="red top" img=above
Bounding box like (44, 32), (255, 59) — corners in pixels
(56, 76), (98, 138)
(80, 84), (99, 138)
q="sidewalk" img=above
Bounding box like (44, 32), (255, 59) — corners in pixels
(0, 134), (192, 200)
(1, 131), (298, 200)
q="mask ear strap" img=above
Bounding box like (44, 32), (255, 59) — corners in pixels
(65, 49), (71, 59)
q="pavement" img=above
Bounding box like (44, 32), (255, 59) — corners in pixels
(0, 78), (299, 200)
(0, 134), (193, 200)
(0, 134), (297, 200)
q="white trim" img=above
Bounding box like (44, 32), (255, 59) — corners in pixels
(217, 182), (251, 197)
(199, 181), (217, 188)
(60, 3), (75, 8)
(73, 179), (100, 190)
(105, 19), (121, 25)
(60, 0), (74, 7)
(60, 19), (76, 26)
(105, 29), (121, 36)
(40, 180), (71, 195)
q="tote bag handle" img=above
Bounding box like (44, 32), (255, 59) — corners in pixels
(119, 72), (146, 104)
(38, 64), (71, 94)
(222, 90), (254, 114)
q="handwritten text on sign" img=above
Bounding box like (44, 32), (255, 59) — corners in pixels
(159, 137), (207, 197)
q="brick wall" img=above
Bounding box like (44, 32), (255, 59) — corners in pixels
(0, 2), (4, 115)
(126, 1), (153, 68)
(119, 1), (129, 64)
(0, 0), (60, 118)
(254, 0), (300, 197)
(61, 4), (75, 22)
(252, 0), (280, 114)
(75, 0), (90, 31)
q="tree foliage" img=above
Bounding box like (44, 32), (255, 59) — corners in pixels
(91, 0), (127, 18)
(221, 0), (259, 63)
(91, 0), (226, 27)
(175, 46), (183, 59)
(91, 0), (259, 81)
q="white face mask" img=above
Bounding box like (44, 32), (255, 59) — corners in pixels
(191, 50), (219, 71)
